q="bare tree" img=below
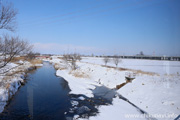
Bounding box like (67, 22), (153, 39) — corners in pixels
(0, 2), (33, 74)
(27, 51), (36, 60)
(62, 54), (70, 62)
(71, 56), (76, 70)
(35, 52), (40, 56)
(0, 35), (33, 70)
(27, 52), (40, 60)
(113, 55), (121, 67)
(70, 53), (80, 70)
(62, 53), (81, 70)
(0, 2), (17, 31)
(103, 56), (110, 66)
(62, 54), (70, 69)
(74, 53), (81, 61)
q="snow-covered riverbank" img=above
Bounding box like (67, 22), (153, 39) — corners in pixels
(49, 56), (180, 120)
(0, 60), (43, 113)
(81, 57), (180, 75)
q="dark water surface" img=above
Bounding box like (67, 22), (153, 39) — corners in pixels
(0, 62), (71, 120)
(0, 62), (115, 120)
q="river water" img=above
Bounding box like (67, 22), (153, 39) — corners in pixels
(0, 62), (114, 120)
(0, 62), (72, 119)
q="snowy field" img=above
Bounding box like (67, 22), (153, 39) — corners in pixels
(49, 56), (180, 120)
(81, 57), (180, 75)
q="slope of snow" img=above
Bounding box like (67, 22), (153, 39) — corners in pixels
(52, 59), (145, 119)
(55, 59), (129, 97)
(118, 74), (180, 120)
(56, 68), (97, 97)
(56, 61), (128, 97)
(88, 97), (145, 120)
(49, 56), (180, 120)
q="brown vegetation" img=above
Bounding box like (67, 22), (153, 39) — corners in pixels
(29, 59), (42, 65)
(54, 63), (67, 70)
(11, 56), (26, 62)
(101, 64), (156, 76)
(69, 70), (90, 78)
(12, 56), (42, 65)
(116, 82), (126, 89)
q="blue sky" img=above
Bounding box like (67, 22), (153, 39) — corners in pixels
(5, 0), (180, 56)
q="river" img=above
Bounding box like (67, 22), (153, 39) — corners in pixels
(0, 62), (72, 119)
(0, 62), (114, 120)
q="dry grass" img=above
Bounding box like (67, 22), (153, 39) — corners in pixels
(1, 76), (16, 89)
(59, 67), (67, 70)
(6, 83), (11, 89)
(12, 57), (43, 66)
(101, 65), (115, 69)
(54, 63), (59, 70)
(2, 76), (13, 81)
(28, 59), (42, 65)
(58, 57), (64, 59)
(54, 63), (67, 70)
(11, 56), (26, 62)
(127, 69), (156, 76)
(69, 70), (90, 78)
(6, 70), (24, 76)
(116, 79), (135, 89)
(2, 59), (41, 76)
(11, 56), (43, 65)
(116, 82), (126, 89)
(3, 64), (29, 76)
(101, 65), (157, 76)
(77, 61), (157, 76)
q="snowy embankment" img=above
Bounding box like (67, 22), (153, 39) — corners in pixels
(81, 57), (180, 75)
(49, 56), (180, 120)
(0, 60), (43, 113)
(49, 56), (127, 97)
(82, 57), (180, 119)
